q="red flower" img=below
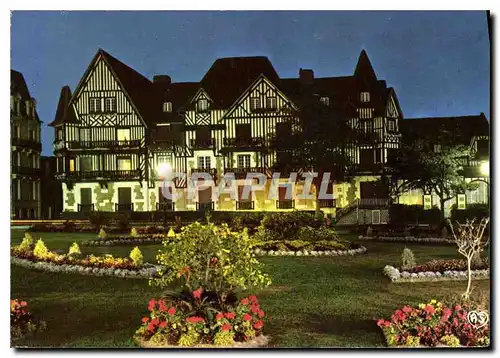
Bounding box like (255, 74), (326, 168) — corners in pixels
(402, 306), (412, 314)
(151, 317), (159, 326)
(158, 299), (167, 312)
(224, 312), (236, 319)
(141, 317), (149, 324)
(159, 321), (167, 328)
(20, 301), (28, 307)
(216, 313), (224, 320)
(186, 316), (205, 324)
(147, 323), (155, 332)
(249, 295), (258, 303)
(221, 323), (232, 331)
(148, 299), (156, 311)
(241, 298), (249, 305)
(454, 305), (462, 311)
(243, 314), (252, 321)
(251, 305), (260, 314)
(193, 288), (202, 300)
(210, 257), (217, 264)
(424, 305), (435, 314)
(168, 307), (176, 316)
(258, 310), (265, 318)
(253, 320), (264, 329)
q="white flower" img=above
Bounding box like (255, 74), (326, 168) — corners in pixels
(410, 273), (418, 278)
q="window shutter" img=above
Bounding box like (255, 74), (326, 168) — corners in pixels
(457, 194), (466, 210)
(423, 195), (432, 210)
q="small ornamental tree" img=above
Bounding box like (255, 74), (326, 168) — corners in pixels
(151, 222), (271, 305)
(130, 247), (144, 267)
(33, 239), (49, 259)
(130, 227), (139, 237)
(449, 218), (490, 300)
(68, 242), (81, 256)
(98, 228), (107, 240)
(401, 247), (416, 270)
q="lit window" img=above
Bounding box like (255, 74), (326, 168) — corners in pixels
(266, 97), (277, 110)
(57, 129), (63, 140)
(117, 128), (131, 141)
(387, 119), (395, 132)
(360, 92), (370, 102)
(196, 99), (209, 112)
(163, 102), (173, 113)
(89, 98), (101, 113)
(434, 144), (441, 153)
(69, 159), (75, 172)
(320, 97), (330, 106)
(237, 154), (251, 169)
(104, 97), (117, 112)
(117, 157), (132, 170)
(198, 156), (211, 169)
(250, 97), (261, 111)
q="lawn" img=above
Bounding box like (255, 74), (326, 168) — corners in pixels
(10, 229), (490, 348)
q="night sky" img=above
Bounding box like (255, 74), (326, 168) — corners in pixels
(11, 11), (490, 156)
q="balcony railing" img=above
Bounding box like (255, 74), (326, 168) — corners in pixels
(276, 200), (295, 209)
(63, 169), (141, 180)
(190, 138), (215, 150)
(156, 202), (175, 212)
(191, 168), (217, 178)
(115, 203), (134, 212)
(151, 139), (175, 149)
(196, 201), (214, 211)
(12, 166), (41, 176)
(68, 140), (141, 150)
(358, 198), (389, 208)
(223, 137), (265, 147)
(224, 167), (266, 179)
(11, 138), (42, 151)
(236, 201), (254, 210)
(53, 140), (65, 152)
(77, 204), (95, 213)
(318, 199), (336, 208)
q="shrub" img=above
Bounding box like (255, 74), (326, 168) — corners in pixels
(152, 222), (271, 303)
(130, 227), (139, 237)
(313, 240), (348, 251)
(19, 233), (34, 253)
(98, 228), (107, 240)
(285, 240), (313, 251)
(260, 211), (323, 241)
(33, 239), (49, 259)
(366, 226), (373, 237)
(403, 259), (489, 273)
(130, 247), (144, 267)
(167, 228), (176, 238)
(401, 247), (416, 270)
(450, 203), (489, 223)
(89, 212), (110, 230)
(68, 242), (81, 256)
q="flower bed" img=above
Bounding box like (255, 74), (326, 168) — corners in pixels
(377, 299), (489, 347)
(134, 291), (267, 347)
(383, 265), (489, 283)
(80, 234), (170, 247)
(253, 246), (367, 257)
(11, 299), (46, 343)
(252, 239), (366, 257)
(358, 235), (456, 244)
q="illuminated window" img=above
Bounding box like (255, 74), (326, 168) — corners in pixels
(360, 92), (370, 102)
(237, 154), (251, 169)
(320, 97), (330, 106)
(387, 119), (395, 132)
(196, 99), (209, 112)
(163, 102), (173, 113)
(434, 144), (441, 153)
(104, 97), (117, 112)
(117, 128), (131, 141)
(250, 97), (261, 111)
(117, 157), (132, 170)
(197, 156), (211, 169)
(266, 97), (277, 110)
(69, 159), (75, 172)
(89, 98), (101, 113)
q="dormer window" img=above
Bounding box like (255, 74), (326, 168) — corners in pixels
(360, 92), (370, 103)
(89, 98), (101, 113)
(266, 97), (277, 110)
(196, 99), (209, 112)
(320, 97), (330, 106)
(387, 119), (395, 132)
(104, 97), (116, 113)
(250, 97), (261, 111)
(163, 101), (173, 113)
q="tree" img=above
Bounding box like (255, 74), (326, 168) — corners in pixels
(387, 139), (478, 223)
(449, 218), (489, 301)
(269, 93), (357, 215)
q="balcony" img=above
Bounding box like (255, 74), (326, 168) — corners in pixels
(196, 201), (214, 211)
(12, 166), (42, 177)
(67, 140), (141, 150)
(276, 199), (295, 209)
(61, 169), (141, 181)
(318, 199), (336, 208)
(53, 140), (65, 152)
(115, 203), (134, 212)
(357, 132), (380, 144)
(358, 198), (389, 208)
(352, 163), (385, 174)
(223, 137), (264, 148)
(11, 137), (42, 152)
(191, 168), (217, 179)
(77, 204), (95, 213)
(151, 139), (175, 149)
(190, 138), (215, 150)
(156, 202), (175, 211)
(224, 167), (266, 179)
(236, 201), (254, 210)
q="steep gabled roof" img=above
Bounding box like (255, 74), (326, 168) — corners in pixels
(195, 56), (281, 109)
(354, 49), (377, 83)
(11, 69), (41, 122)
(400, 114), (489, 145)
(48, 86), (77, 127)
(155, 81), (199, 123)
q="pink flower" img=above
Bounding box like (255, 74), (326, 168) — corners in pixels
(193, 288), (202, 300)
(186, 316), (205, 324)
(168, 307), (176, 316)
(151, 317), (159, 326)
(224, 312), (235, 319)
(241, 298), (249, 305)
(424, 305), (435, 314)
(141, 317), (149, 324)
(258, 310), (265, 318)
(253, 320), (264, 329)
(402, 306), (412, 314)
(222, 323), (232, 331)
(147, 323), (155, 332)
(148, 299), (156, 311)
(249, 295), (258, 303)
(158, 299), (167, 312)
(159, 321), (167, 328)
(216, 313), (224, 320)
(243, 314), (252, 321)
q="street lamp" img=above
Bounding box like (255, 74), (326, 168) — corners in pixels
(480, 161), (489, 177)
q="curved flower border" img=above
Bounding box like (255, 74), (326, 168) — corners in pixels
(11, 256), (163, 279)
(359, 236), (456, 244)
(252, 246), (367, 257)
(383, 265), (490, 283)
(80, 236), (167, 247)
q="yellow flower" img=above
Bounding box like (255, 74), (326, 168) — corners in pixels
(419, 303), (426, 309)
(430, 299), (437, 305)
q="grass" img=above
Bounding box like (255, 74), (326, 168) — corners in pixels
(11, 229), (490, 348)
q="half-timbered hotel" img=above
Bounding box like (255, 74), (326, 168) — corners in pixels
(50, 49), (489, 223)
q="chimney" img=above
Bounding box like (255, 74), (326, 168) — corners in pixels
(299, 68), (314, 84)
(153, 75), (172, 85)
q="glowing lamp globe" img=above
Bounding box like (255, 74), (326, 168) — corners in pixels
(157, 162), (172, 179)
(480, 161), (489, 177)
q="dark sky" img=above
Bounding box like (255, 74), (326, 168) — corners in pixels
(11, 11), (490, 156)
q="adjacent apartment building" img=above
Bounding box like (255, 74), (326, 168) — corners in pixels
(11, 70), (42, 219)
(49, 49), (489, 222)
